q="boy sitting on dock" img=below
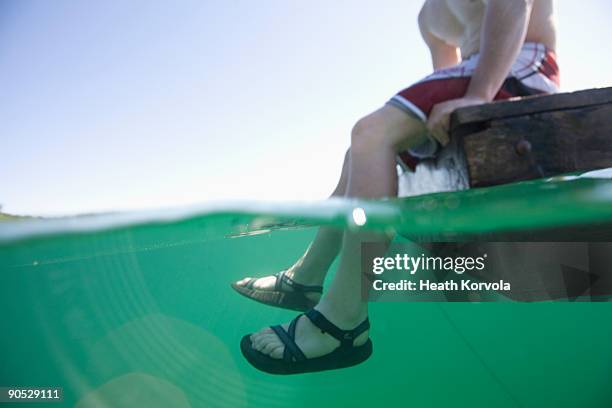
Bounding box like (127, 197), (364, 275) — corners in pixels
(234, 0), (559, 374)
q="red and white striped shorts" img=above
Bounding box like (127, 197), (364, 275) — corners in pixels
(388, 42), (560, 170)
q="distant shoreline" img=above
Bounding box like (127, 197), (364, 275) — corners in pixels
(0, 212), (31, 221)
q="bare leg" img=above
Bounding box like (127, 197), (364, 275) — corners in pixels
(234, 150), (351, 300)
(249, 105), (429, 360)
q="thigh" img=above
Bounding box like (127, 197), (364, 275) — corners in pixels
(354, 104), (430, 153)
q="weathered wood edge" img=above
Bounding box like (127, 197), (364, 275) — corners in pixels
(449, 86), (612, 132)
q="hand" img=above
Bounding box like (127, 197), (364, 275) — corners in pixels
(427, 96), (488, 145)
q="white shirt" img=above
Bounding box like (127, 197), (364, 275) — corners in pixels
(421, 0), (488, 58)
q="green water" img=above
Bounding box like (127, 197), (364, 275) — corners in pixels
(1, 172), (612, 407)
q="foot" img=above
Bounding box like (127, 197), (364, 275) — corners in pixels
(234, 268), (322, 303)
(248, 307), (369, 360)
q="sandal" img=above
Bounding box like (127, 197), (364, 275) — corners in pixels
(231, 270), (323, 311)
(240, 309), (372, 375)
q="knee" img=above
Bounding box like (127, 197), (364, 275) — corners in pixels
(350, 113), (388, 152)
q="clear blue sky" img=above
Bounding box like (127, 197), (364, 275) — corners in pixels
(2, 0), (611, 216)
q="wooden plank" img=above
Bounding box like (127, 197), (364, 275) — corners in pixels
(461, 103), (612, 187)
(450, 87), (612, 133)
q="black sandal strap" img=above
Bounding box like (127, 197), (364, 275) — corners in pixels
(286, 318), (300, 362)
(270, 316), (307, 363)
(274, 271), (284, 291)
(305, 309), (370, 349)
(274, 271), (323, 293)
(244, 278), (256, 289)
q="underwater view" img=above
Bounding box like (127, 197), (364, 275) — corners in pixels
(4, 0), (612, 406)
(1, 171), (611, 407)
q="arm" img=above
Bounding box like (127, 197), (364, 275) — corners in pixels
(418, 3), (461, 70)
(466, 0), (534, 101)
(427, 0), (534, 144)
